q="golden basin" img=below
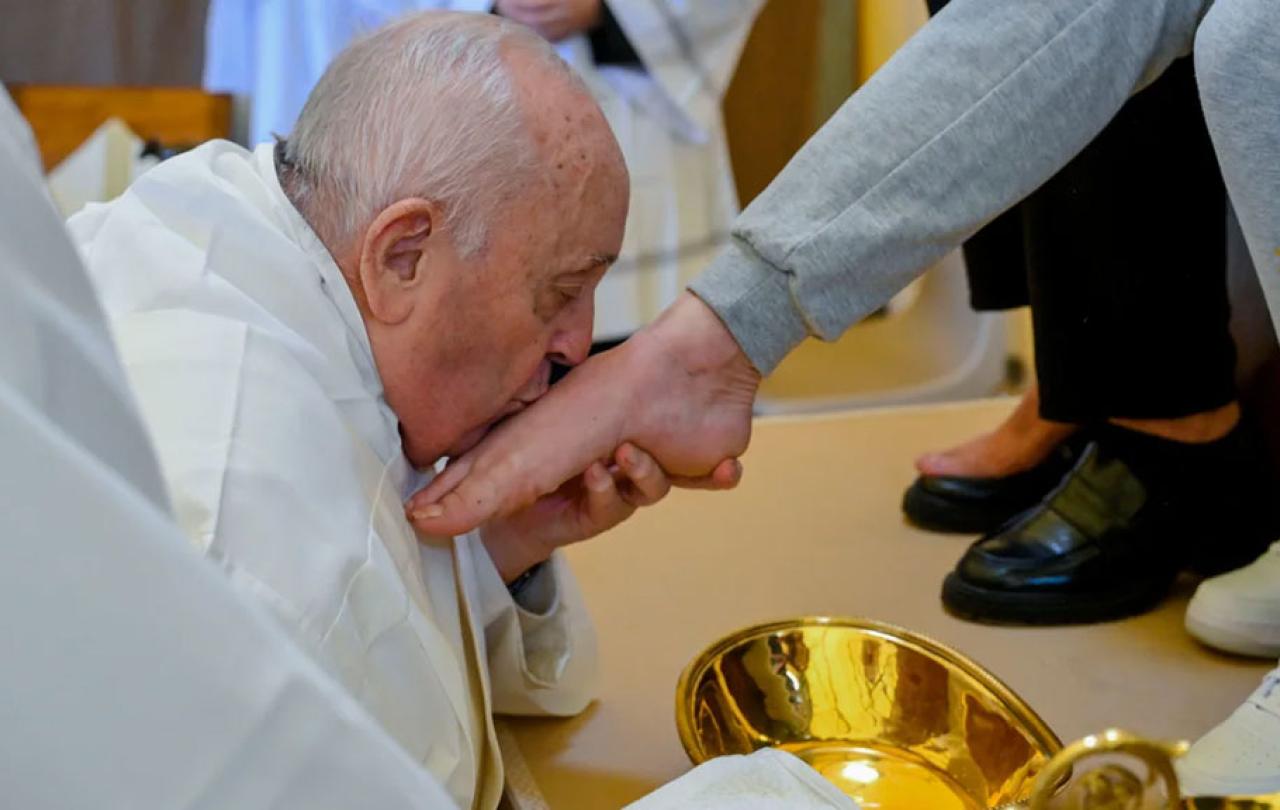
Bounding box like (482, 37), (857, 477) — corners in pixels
(676, 617), (1060, 809)
(676, 617), (1280, 810)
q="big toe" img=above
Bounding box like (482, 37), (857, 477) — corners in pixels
(916, 451), (969, 477)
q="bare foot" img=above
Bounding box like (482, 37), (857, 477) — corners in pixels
(916, 385), (1077, 478)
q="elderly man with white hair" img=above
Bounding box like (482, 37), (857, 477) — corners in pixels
(67, 12), (740, 809)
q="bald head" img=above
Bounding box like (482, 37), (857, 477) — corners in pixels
(506, 44), (628, 227)
(280, 10), (622, 259)
(279, 11), (629, 470)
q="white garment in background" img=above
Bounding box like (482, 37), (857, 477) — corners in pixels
(204, 0), (438, 143)
(541, 2), (762, 338)
(202, 0), (762, 338)
(0, 85), (461, 810)
(68, 140), (598, 810)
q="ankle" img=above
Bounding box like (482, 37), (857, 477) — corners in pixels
(915, 420), (1077, 478)
(648, 293), (760, 382)
(996, 387), (1074, 441)
(1009, 417), (1077, 444)
(1109, 402), (1241, 444)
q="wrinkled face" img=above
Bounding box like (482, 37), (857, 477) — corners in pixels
(408, 150), (626, 465)
(353, 75), (628, 469)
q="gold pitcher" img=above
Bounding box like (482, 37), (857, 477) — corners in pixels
(676, 617), (1280, 810)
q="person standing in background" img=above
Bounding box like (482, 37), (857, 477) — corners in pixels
(490, 0), (762, 344)
(203, 0), (762, 344)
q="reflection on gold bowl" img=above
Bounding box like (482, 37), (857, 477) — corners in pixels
(675, 617), (1061, 809)
(676, 617), (1280, 809)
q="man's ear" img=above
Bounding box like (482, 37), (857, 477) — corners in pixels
(358, 198), (437, 325)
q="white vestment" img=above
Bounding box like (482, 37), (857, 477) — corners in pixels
(202, 0), (762, 338)
(69, 140), (598, 810)
(0, 87), (461, 810)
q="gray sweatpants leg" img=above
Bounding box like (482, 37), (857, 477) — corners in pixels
(1196, 0), (1280, 337)
(694, 0), (1218, 373)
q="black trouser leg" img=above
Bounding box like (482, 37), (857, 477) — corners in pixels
(927, 0), (1235, 423)
(1023, 57), (1235, 422)
(926, 0), (1031, 314)
(961, 208), (1029, 311)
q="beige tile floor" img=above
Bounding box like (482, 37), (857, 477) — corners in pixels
(503, 399), (1274, 809)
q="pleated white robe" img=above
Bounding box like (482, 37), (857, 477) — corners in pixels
(69, 139), (598, 810)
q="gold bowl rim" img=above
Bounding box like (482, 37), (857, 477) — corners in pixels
(674, 615), (1064, 765)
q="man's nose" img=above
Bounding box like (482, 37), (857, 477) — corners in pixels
(547, 299), (594, 367)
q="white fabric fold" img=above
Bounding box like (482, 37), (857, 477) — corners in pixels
(625, 749), (859, 810)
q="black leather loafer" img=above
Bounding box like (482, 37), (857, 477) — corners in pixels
(941, 420), (1278, 625)
(902, 436), (1085, 534)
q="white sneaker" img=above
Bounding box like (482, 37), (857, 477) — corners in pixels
(1186, 541), (1280, 658)
(1177, 667), (1280, 797)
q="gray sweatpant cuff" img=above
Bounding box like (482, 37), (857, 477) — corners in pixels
(688, 239), (810, 375)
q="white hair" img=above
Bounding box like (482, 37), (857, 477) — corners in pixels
(280, 12), (579, 257)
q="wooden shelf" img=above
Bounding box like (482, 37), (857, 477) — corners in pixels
(10, 85), (231, 170)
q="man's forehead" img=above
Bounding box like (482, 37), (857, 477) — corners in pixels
(547, 252), (617, 279)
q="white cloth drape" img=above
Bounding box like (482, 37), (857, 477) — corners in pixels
(625, 749), (858, 810)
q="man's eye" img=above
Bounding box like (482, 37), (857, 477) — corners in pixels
(557, 285), (584, 302)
